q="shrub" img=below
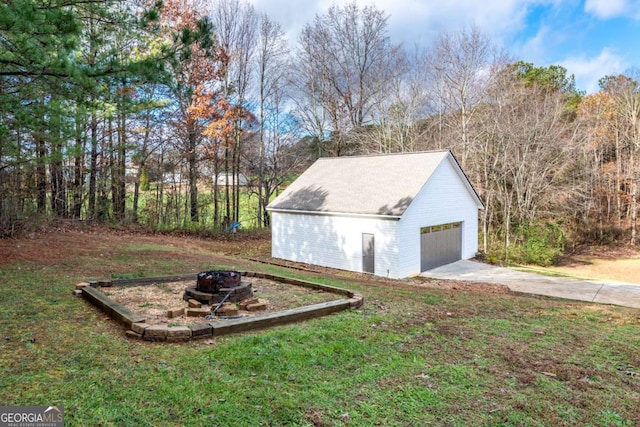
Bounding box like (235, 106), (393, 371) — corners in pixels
(515, 222), (566, 266)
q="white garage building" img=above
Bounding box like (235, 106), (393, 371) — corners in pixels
(267, 150), (484, 279)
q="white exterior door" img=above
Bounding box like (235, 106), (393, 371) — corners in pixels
(362, 233), (375, 274)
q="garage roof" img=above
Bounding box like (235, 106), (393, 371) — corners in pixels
(267, 150), (483, 217)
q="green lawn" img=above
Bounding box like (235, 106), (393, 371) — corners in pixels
(1, 232), (639, 426)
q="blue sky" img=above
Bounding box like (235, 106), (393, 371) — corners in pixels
(248, 0), (640, 93)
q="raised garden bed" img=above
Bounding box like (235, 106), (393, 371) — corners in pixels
(76, 271), (363, 342)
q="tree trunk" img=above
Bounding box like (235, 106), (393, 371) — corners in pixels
(233, 129), (241, 223)
(157, 148), (166, 227)
(50, 142), (66, 217)
(224, 145), (231, 227)
(188, 129), (199, 223)
(482, 203), (489, 254)
(117, 111), (126, 221)
(88, 112), (98, 219)
(616, 129), (622, 230)
(632, 181), (637, 246)
(261, 181), (271, 227)
(132, 164), (143, 224)
(72, 126), (85, 219)
(109, 116), (119, 220)
(213, 150), (220, 228)
(35, 135), (47, 215)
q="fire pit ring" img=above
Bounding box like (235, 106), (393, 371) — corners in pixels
(184, 270), (253, 304)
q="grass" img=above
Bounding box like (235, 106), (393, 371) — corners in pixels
(543, 257), (640, 284)
(132, 187), (268, 231)
(506, 249), (640, 284)
(1, 234), (640, 426)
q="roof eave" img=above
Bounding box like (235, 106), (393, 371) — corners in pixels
(266, 207), (402, 220)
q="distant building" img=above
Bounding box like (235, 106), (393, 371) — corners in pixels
(163, 172), (185, 184)
(214, 173), (248, 187)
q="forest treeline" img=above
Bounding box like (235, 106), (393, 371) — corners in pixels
(1, 0), (639, 265)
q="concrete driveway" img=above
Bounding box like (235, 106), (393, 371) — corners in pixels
(422, 260), (640, 309)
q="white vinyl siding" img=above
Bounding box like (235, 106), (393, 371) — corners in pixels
(271, 212), (400, 278)
(396, 158), (479, 277)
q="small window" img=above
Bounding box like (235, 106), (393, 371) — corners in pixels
(421, 222), (461, 234)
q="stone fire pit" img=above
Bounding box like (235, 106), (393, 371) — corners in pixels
(184, 270), (253, 304)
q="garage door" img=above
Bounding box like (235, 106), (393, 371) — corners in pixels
(420, 222), (462, 271)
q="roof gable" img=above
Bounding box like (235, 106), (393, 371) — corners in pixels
(267, 150), (482, 217)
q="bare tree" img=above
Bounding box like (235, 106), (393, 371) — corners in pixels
(476, 64), (579, 260)
(210, 0), (258, 225)
(364, 45), (433, 153)
(157, 0), (229, 225)
(575, 91), (620, 241)
(426, 26), (502, 165)
(288, 44), (330, 157)
(294, 1), (401, 156)
(250, 14), (289, 227)
(600, 72), (640, 245)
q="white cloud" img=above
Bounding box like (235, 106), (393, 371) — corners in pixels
(560, 49), (628, 93)
(516, 24), (552, 64)
(245, 0), (640, 94)
(247, 0), (315, 42)
(367, 0), (539, 45)
(584, 0), (640, 19)
(247, 0), (547, 48)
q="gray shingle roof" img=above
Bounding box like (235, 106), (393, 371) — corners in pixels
(267, 150), (479, 217)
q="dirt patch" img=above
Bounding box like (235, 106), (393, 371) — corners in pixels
(499, 341), (612, 391)
(3, 224), (513, 298)
(0, 228), (101, 265)
(0, 223), (270, 267)
(252, 255), (512, 296)
(409, 278), (510, 294)
(101, 277), (341, 326)
(562, 245), (639, 261)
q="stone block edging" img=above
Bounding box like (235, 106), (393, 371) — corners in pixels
(76, 271), (363, 342)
